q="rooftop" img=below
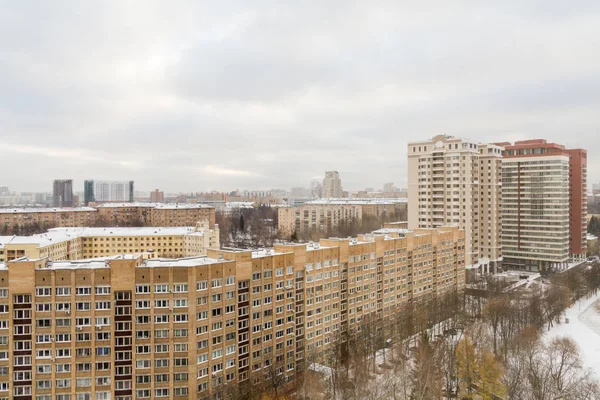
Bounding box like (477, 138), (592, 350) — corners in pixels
(0, 226), (211, 248)
(0, 207), (96, 214)
(252, 249), (284, 258)
(97, 202), (213, 209)
(372, 228), (412, 235)
(304, 198), (408, 205)
(143, 256), (226, 268)
(5, 255), (226, 270)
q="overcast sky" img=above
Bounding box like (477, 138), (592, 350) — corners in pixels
(1, 1), (599, 193)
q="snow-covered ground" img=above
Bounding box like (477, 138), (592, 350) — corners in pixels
(545, 292), (600, 377)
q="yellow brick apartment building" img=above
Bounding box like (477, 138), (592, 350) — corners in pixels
(0, 204), (216, 234)
(0, 223), (219, 263)
(0, 225), (464, 399)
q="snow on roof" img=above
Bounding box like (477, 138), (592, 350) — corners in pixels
(0, 207), (96, 214)
(217, 202), (256, 208)
(0, 226), (210, 248)
(306, 243), (335, 251)
(143, 256), (225, 268)
(49, 226), (198, 237)
(305, 198), (408, 205)
(9, 255), (224, 270)
(45, 260), (111, 269)
(251, 249), (283, 258)
(372, 228), (412, 235)
(97, 202), (213, 209)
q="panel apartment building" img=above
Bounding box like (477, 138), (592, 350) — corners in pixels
(0, 225), (464, 400)
(408, 135), (503, 272)
(84, 181), (134, 206)
(278, 198), (408, 238)
(496, 139), (587, 271)
(52, 180), (74, 208)
(0, 204), (216, 234)
(97, 203), (216, 228)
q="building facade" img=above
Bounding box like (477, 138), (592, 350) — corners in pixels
(97, 204), (215, 228)
(84, 181), (134, 205)
(0, 223), (220, 262)
(0, 224), (464, 400)
(0, 204), (216, 234)
(150, 190), (164, 203)
(408, 135), (503, 272)
(277, 198), (408, 238)
(497, 139), (587, 271)
(1, 208), (98, 233)
(53, 180), (74, 208)
(322, 171), (343, 198)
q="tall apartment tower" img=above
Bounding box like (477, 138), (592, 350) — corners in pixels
(322, 171), (343, 198)
(408, 135), (503, 272)
(84, 180), (134, 205)
(497, 139), (587, 271)
(52, 179), (74, 207)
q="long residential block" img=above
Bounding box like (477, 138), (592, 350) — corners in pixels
(0, 225), (464, 399)
(0, 223), (219, 263)
(0, 203), (216, 234)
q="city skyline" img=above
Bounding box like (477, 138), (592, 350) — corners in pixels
(1, 2), (600, 192)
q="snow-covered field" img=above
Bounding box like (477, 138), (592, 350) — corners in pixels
(545, 292), (600, 377)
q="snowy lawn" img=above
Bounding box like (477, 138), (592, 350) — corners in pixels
(545, 291), (600, 377)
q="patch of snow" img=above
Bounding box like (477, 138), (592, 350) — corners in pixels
(545, 292), (600, 378)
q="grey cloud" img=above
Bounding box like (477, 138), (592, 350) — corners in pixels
(0, 1), (599, 193)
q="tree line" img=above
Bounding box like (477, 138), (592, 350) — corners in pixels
(293, 264), (600, 400)
(215, 206), (280, 248)
(293, 207), (409, 243)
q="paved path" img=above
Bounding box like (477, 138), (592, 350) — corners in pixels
(579, 297), (600, 337)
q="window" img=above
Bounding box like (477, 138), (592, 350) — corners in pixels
(154, 284), (168, 293)
(173, 299), (188, 308)
(36, 287), (51, 296)
(173, 283), (188, 293)
(75, 287), (91, 295)
(136, 284), (150, 294)
(35, 303), (50, 312)
(196, 281), (208, 291)
(95, 286), (110, 295)
(56, 287), (71, 296)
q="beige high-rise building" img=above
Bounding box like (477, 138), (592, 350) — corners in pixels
(0, 225), (464, 400)
(408, 135), (503, 272)
(322, 171), (343, 198)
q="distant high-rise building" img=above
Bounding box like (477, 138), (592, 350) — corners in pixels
(408, 135), (503, 273)
(84, 180), (134, 205)
(322, 171), (343, 198)
(0, 187), (9, 196)
(497, 139), (587, 271)
(383, 182), (396, 193)
(150, 189), (165, 202)
(52, 179), (74, 207)
(309, 179), (323, 199)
